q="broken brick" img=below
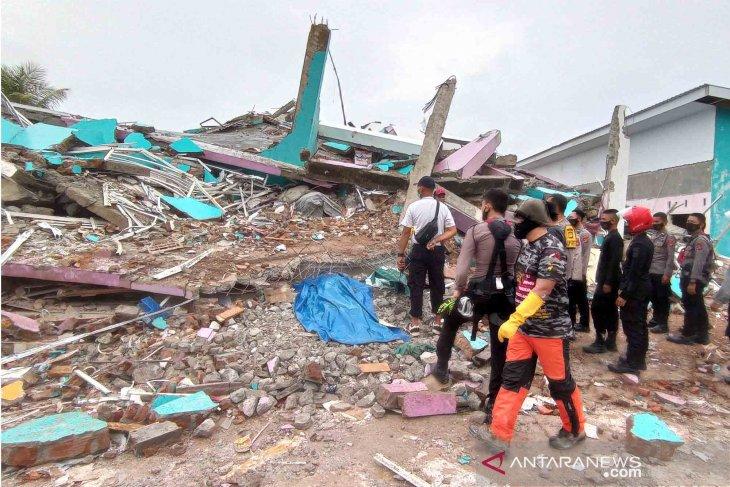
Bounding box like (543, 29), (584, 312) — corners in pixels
(398, 391), (457, 418)
(654, 392), (687, 407)
(304, 362), (324, 383)
(215, 306), (244, 323)
(358, 362), (391, 374)
(47, 365), (74, 378)
(128, 421), (182, 457)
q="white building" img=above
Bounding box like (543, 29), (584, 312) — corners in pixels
(517, 84), (730, 257)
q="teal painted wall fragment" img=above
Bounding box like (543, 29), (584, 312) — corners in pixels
(7, 123), (74, 151)
(124, 132), (153, 150)
(71, 164), (83, 174)
(396, 164), (414, 175)
(2, 118), (23, 143)
(261, 50), (327, 167)
(1, 412), (107, 445)
(711, 107), (730, 257)
(161, 196), (223, 220)
(152, 391), (217, 416)
(70, 118), (117, 146)
(170, 137), (203, 154)
(41, 151), (64, 165)
(629, 412), (683, 443)
(323, 141), (352, 154)
(203, 170), (217, 183)
(176, 163), (191, 173)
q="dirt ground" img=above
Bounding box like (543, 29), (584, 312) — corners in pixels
(5, 306), (730, 487)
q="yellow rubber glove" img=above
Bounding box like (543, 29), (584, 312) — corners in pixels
(497, 291), (545, 342)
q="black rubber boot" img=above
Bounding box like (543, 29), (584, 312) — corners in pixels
(574, 324), (589, 333)
(650, 323), (668, 334)
(605, 331), (618, 352)
(667, 334), (698, 345)
(549, 428), (586, 450)
(431, 365), (450, 384)
(608, 358), (640, 374)
(583, 334), (607, 354)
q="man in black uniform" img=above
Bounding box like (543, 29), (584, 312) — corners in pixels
(668, 213), (715, 345)
(609, 207), (654, 374)
(584, 209), (623, 354)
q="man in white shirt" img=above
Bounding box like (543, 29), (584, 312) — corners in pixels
(397, 177), (457, 334)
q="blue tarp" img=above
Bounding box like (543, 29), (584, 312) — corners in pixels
(294, 273), (410, 345)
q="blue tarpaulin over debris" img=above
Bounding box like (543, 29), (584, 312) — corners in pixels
(294, 273), (410, 345)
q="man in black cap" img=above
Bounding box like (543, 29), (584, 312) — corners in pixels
(397, 176), (457, 334)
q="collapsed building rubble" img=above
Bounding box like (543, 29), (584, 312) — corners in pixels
(4, 21), (696, 484)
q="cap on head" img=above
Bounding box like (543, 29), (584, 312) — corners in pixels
(515, 199), (553, 226)
(416, 176), (436, 190)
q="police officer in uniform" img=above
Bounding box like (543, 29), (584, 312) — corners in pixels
(668, 213), (715, 345)
(647, 212), (676, 334)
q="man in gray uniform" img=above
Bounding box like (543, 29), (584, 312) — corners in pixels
(647, 212), (676, 334)
(668, 213), (715, 345)
(567, 208), (593, 332)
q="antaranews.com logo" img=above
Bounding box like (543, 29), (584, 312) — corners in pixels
(482, 451), (643, 479)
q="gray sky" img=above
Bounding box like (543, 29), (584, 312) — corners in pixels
(3, 0), (729, 158)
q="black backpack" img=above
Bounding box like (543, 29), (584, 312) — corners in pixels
(414, 201), (441, 246)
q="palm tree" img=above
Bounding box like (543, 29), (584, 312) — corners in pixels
(1, 62), (68, 109)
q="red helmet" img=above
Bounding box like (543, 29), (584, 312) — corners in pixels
(434, 187), (446, 197)
(620, 206), (653, 234)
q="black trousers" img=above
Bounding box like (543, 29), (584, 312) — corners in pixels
(680, 278), (709, 339)
(436, 293), (513, 408)
(591, 286), (619, 335)
(407, 244), (446, 319)
(568, 279), (590, 329)
(648, 273), (671, 326)
(620, 298), (649, 368)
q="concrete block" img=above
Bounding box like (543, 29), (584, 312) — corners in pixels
(625, 413), (683, 460)
(654, 392), (686, 407)
(358, 362), (391, 373)
(398, 391), (457, 418)
(129, 421), (182, 457)
(1, 412), (109, 467)
(376, 380), (428, 410)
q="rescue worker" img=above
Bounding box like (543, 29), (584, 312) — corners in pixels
(609, 207), (654, 374)
(434, 186), (446, 202)
(546, 195), (581, 339)
(647, 212), (676, 334)
(433, 189), (521, 424)
(469, 199), (586, 451)
(668, 213), (715, 345)
(397, 176), (457, 335)
(567, 208), (593, 332)
(584, 209), (623, 354)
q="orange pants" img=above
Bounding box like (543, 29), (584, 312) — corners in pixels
(491, 332), (585, 442)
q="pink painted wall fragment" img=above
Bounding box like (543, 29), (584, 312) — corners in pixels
(434, 130), (501, 179)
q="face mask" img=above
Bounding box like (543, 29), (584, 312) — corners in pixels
(567, 217), (579, 227)
(685, 222), (699, 233)
(600, 221), (612, 231)
(514, 218), (540, 239)
(652, 223), (664, 231)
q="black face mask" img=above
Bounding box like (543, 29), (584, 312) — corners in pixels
(567, 217), (579, 227)
(652, 223), (664, 231)
(514, 218), (540, 239)
(600, 221), (612, 231)
(685, 222), (700, 233)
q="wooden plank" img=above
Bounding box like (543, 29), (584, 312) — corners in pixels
(373, 453), (431, 487)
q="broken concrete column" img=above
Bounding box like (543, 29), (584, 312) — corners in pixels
(1, 412), (110, 467)
(625, 412), (683, 460)
(602, 105), (630, 224)
(404, 76), (457, 209)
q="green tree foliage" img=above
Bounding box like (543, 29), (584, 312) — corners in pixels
(1, 62), (68, 109)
